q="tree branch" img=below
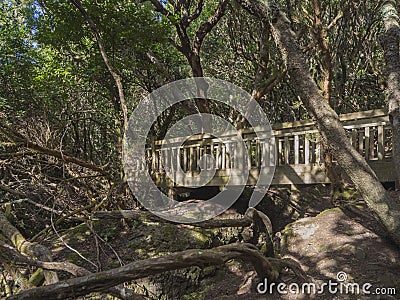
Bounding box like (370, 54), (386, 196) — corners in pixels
(0, 212), (59, 285)
(182, 0), (204, 26)
(193, 0), (230, 53)
(0, 121), (111, 179)
(69, 0), (128, 130)
(9, 243), (278, 300)
(93, 209), (252, 228)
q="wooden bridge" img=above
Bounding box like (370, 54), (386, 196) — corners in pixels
(144, 109), (394, 188)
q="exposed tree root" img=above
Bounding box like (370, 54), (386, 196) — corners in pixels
(93, 209), (253, 228)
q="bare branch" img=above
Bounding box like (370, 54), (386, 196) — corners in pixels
(193, 0), (230, 53)
(0, 121), (111, 179)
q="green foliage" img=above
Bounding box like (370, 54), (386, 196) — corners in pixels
(0, 0), (392, 233)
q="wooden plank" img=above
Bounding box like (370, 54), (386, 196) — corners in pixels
(172, 148), (177, 182)
(378, 125), (384, 160)
(270, 138), (276, 166)
(305, 137), (310, 165)
(278, 138), (282, 165)
(343, 121), (388, 130)
(183, 147), (188, 172)
(294, 135), (299, 164)
(222, 143), (226, 169)
(152, 157), (396, 188)
(151, 149), (156, 172)
(370, 128), (376, 159)
(270, 109), (387, 132)
(210, 142), (214, 169)
(152, 110), (388, 151)
(364, 127), (370, 160)
(196, 147), (200, 170)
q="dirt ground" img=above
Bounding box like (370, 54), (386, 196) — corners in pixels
(202, 204), (400, 300)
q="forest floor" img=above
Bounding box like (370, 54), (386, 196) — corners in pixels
(42, 186), (400, 300)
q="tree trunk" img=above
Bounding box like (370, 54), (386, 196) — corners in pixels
(311, 0), (344, 197)
(381, 0), (400, 188)
(0, 212), (59, 285)
(239, 0), (400, 247)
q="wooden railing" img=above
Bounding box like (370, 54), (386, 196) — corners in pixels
(144, 109), (394, 186)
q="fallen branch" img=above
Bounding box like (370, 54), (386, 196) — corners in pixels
(92, 209), (253, 228)
(9, 243), (278, 300)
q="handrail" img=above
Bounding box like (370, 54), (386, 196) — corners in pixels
(145, 109), (392, 177)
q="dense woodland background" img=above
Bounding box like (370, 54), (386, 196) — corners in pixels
(0, 0), (400, 299)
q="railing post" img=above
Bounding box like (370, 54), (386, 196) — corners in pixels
(365, 127), (370, 160)
(378, 125), (384, 160)
(216, 143), (222, 169)
(183, 147), (188, 172)
(270, 137), (276, 166)
(222, 143), (227, 169)
(304, 137), (310, 165)
(196, 146), (200, 170)
(277, 138), (282, 165)
(210, 142), (214, 169)
(370, 128), (376, 159)
(294, 135), (299, 164)
(189, 147), (194, 171)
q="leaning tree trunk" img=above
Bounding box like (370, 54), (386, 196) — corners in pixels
(311, 0), (344, 197)
(0, 212), (59, 285)
(239, 0), (400, 247)
(381, 0), (400, 188)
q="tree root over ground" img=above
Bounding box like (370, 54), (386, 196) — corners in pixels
(0, 208), (307, 299)
(4, 243), (308, 300)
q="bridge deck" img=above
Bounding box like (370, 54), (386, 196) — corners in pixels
(143, 109), (394, 187)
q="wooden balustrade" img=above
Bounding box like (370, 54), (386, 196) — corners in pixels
(140, 109), (394, 186)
